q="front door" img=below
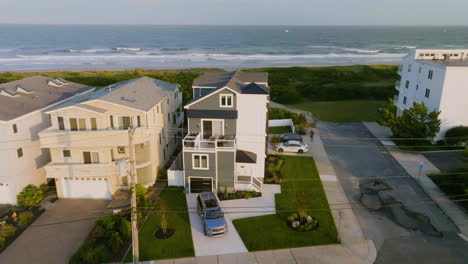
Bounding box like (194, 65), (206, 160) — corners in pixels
(202, 120), (223, 139)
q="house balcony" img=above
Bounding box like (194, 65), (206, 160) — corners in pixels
(39, 127), (148, 148)
(183, 133), (236, 152)
(44, 162), (118, 179)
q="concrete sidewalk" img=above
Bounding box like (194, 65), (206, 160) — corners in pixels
(363, 122), (468, 236)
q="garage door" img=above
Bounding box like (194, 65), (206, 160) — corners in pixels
(61, 177), (112, 199)
(189, 177), (213, 193)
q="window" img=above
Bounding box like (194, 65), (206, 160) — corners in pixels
(220, 94), (233, 107)
(173, 114), (176, 124)
(90, 118), (97, 130)
(110, 115), (114, 128)
(193, 154), (208, 169)
(163, 149), (166, 161)
(137, 116), (141, 127)
(418, 66), (422, 73)
(168, 113), (170, 121)
(408, 64), (412, 72)
(403, 96), (407, 105)
(118, 116), (132, 129)
(78, 118), (86, 131)
(70, 118), (78, 131)
(63, 150), (71, 157)
(83, 151), (99, 164)
(425, 89), (431, 98)
(58, 117), (65, 130)
(405, 80), (409, 89)
(428, 70), (434, 80)
(159, 133), (162, 144)
(416, 84), (419, 91)
(17, 148), (23, 158)
(12, 124), (17, 134)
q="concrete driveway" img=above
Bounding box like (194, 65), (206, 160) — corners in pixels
(317, 122), (468, 263)
(186, 194), (247, 257)
(0, 199), (110, 264)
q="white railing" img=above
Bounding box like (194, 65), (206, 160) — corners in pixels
(183, 133), (236, 151)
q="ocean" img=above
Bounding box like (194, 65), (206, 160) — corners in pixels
(0, 25), (468, 71)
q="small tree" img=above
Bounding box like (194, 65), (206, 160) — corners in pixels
(379, 100), (441, 144)
(159, 200), (168, 234)
(17, 185), (44, 208)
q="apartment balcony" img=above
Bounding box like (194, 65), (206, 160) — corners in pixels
(395, 80), (401, 91)
(44, 162), (118, 179)
(183, 133), (236, 151)
(39, 127), (148, 148)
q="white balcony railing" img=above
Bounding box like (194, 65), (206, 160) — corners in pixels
(183, 133), (236, 151)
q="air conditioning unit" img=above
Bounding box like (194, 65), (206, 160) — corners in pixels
(118, 146), (126, 154)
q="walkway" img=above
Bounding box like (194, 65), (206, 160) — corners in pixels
(363, 121), (468, 236)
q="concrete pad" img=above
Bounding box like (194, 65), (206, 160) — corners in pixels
(186, 194), (248, 257)
(254, 249), (297, 264)
(221, 184), (280, 220)
(217, 252), (257, 264)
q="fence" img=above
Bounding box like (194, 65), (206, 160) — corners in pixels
(268, 119), (295, 133)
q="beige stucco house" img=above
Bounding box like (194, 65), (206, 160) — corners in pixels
(39, 77), (183, 199)
(0, 76), (93, 204)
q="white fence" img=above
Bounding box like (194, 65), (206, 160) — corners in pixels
(268, 119), (295, 133)
(167, 154), (184, 186)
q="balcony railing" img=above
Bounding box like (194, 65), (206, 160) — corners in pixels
(183, 133), (236, 151)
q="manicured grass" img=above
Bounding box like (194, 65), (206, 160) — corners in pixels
(125, 187), (194, 261)
(268, 126), (292, 134)
(287, 100), (384, 122)
(233, 156), (338, 251)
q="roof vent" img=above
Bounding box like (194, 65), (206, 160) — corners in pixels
(48, 79), (64, 87)
(1, 88), (19, 97)
(17, 85), (33, 93)
(121, 96), (136, 102)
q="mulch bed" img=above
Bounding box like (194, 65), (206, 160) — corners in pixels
(155, 228), (175, 239)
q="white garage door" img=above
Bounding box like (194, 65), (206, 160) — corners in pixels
(61, 177), (112, 199)
(0, 184), (13, 204)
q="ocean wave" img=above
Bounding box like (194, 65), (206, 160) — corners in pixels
(113, 47), (142, 51)
(341, 48), (381, 53)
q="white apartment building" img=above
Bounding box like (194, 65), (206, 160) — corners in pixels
(0, 76), (93, 204)
(395, 49), (468, 140)
(39, 77), (183, 199)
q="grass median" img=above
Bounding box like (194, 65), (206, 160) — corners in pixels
(233, 156), (338, 251)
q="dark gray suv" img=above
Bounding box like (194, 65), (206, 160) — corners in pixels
(280, 133), (303, 142)
(197, 192), (228, 236)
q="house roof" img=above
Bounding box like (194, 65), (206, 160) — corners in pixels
(236, 150), (257, 163)
(0, 76), (92, 121)
(49, 77), (179, 113)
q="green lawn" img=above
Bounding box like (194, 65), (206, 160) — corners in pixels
(233, 156), (338, 251)
(268, 126), (292, 134)
(287, 100), (384, 122)
(125, 187), (194, 261)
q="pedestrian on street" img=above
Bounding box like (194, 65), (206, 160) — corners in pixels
(310, 129), (315, 140)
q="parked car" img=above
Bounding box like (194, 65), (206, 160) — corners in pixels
(280, 133), (303, 142)
(275, 140), (309, 153)
(197, 192), (228, 236)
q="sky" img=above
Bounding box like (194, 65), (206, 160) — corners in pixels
(1, 0), (468, 26)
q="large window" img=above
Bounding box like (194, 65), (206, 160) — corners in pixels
(83, 151), (99, 164)
(12, 124), (17, 134)
(403, 96), (407, 105)
(405, 80), (410, 89)
(425, 89), (431, 98)
(58, 116), (65, 130)
(70, 118), (78, 131)
(91, 118), (97, 130)
(118, 116), (132, 129)
(220, 94), (233, 107)
(17, 148), (23, 158)
(78, 118), (86, 131)
(193, 154), (208, 170)
(202, 119), (223, 139)
(63, 150), (71, 158)
(428, 70), (434, 80)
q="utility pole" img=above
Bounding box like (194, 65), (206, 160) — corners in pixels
(128, 128), (139, 264)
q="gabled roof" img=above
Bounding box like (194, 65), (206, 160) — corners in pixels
(49, 77), (179, 113)
(241, 82), (269, 94)
(0, 76), (92, 121)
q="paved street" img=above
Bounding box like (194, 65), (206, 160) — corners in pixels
(0, 199), (110, 264)
(317, 122), (468, 264)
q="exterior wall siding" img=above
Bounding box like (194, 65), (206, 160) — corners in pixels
(189, 88), (237, 110)
(217, 151), (235, 189)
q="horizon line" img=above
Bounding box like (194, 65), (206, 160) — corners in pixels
(0, 23), (467, 27)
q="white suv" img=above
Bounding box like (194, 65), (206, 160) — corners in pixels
(275, 140), (309, 153)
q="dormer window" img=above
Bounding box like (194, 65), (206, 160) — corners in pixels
(220, 94), (233, 107)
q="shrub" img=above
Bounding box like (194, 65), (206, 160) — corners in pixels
(269, 108), (307, 126)
(138, 196), (151, 208)
(96, 214), (118, 230)
(223, 186), (229, 200)
(17, 185), (44, 208)
(445, 126), (468, 145)
(134, 184), (147, 197)
(39, 183), (49, 194)
(157, 167), (168, 180)
(0, 236), (5, 249)
(108, 232), (123, 253)
(295, 125), (306, 135)
(271, 136), (281, 144)
(0, 224), (16, 239)
(18, 211), (34, 226)
(119, 219), (131, 240)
